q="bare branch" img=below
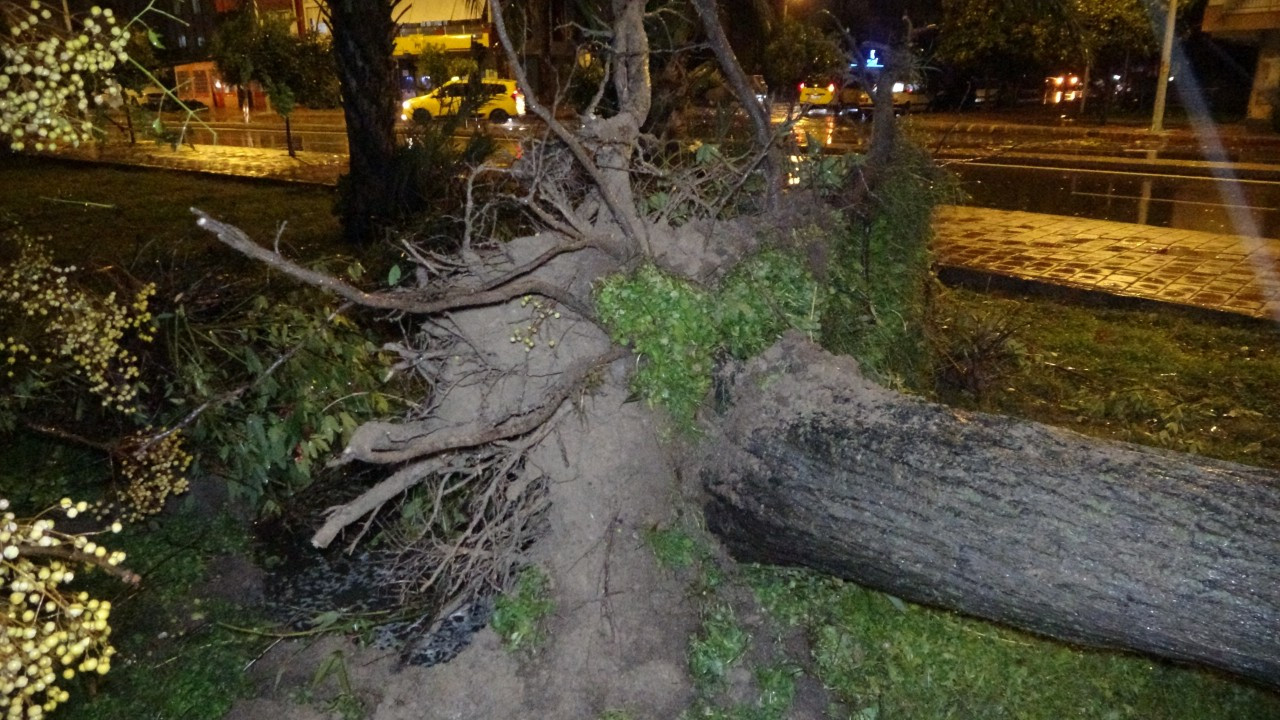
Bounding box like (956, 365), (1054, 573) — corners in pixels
(488, 0), (648, 252)
(690, 0), (780, 209)
(191, 208), (597, 320)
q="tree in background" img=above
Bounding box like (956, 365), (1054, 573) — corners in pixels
(414, 41), (478, 95)
(1070, 0), (1157, 119)
(210, 10), (339, 157)
(938, 0), (1155, 108)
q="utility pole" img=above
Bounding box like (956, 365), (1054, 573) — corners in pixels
(1151, 0), (1177, 132)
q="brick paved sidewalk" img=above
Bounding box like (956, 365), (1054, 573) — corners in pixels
(49, 142), (345, 186)
(934, 205), (1280, 321)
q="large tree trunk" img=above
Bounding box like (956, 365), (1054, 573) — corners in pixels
(700, 333), (1280, 690)
(322, 0), (400, 244)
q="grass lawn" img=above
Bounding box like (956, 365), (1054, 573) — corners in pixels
(0, 154), (342, 271)
(941, 287), (1280, 470)
(1, 160), (1277, 718)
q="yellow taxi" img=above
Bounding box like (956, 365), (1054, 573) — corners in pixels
(401, 77), (526, 124)
(798, 79), (870, 112)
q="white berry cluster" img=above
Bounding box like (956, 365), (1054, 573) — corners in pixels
(1, 1), (129, 152)
(0, 497), (129, 719)
(0, 233), (156, 416)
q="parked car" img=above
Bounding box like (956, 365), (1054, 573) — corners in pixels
(889, 82), (933, 113)
(401, 77), (526, 123)
(837, 81), (932, 117)
(127, 88), (207, 113)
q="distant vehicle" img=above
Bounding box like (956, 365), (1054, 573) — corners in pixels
(401, 77), (525, 124)
(127, 88), (207, 113)
(889, 82), (932, 113)
(830, 80), (932, 117)
(798, 79), (872, 114)
(798, 79), (838, 108)
(750, 74), (768, 104)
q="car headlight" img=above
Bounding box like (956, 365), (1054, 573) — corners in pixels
(402, 100), (412, 109)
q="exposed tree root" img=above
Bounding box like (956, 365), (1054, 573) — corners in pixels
(312, 346), (624, 549)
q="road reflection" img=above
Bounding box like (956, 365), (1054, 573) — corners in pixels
(954, 163), (1280, 239)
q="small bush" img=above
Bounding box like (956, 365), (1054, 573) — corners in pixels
(165, 293), (394, 515)
(821, 140), (960, 387)
(687, 603), (750, 688)
(645, 525), (700, 571)
(596, 266), (718, 426)
(929, 296), (1027, 400)
(491, 566), (554, 652)
(596, 250), (825, 427)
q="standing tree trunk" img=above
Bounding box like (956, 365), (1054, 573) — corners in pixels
(284, 114), (295, 158)
(322, 0), (400, 244)
(701, 334), (1280, 690)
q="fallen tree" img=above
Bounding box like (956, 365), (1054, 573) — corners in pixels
(700, 333), (1280, 690)
(194, 0), (1279, 701)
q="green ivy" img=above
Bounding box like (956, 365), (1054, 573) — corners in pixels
(596, 250), (826, 429)
(492, 566), (555, 652)
(717, 249), (825, 358)
(597, 265), (717, 426)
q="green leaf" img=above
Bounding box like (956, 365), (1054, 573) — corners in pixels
(386, 264), (402, 287)
(147, 29), (164, 49)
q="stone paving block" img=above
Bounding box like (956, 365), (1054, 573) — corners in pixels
(1222, 298), (1265, 313)
(1191, 291), (1230, 305)
(1157, 285), (1200, 300)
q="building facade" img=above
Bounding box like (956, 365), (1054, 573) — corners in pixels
(1202, 0), (1280, 124)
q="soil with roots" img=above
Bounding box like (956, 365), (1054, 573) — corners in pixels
(221, 216), (836, 720)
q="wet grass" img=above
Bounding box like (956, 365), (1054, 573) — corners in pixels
(58, 509), (271, 720)
(0, 154), (343, 276)
(749, 568), (1279, 720)
(940, 287), (1280, 469)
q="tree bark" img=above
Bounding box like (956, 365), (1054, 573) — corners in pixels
(700, 333), (1280, 690)
(322, 0), (400, 243)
